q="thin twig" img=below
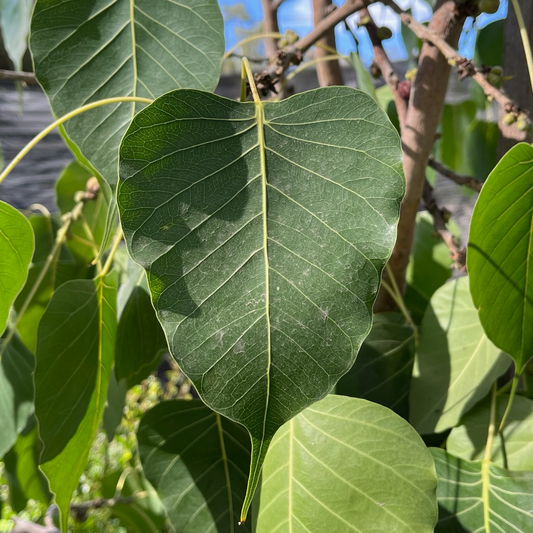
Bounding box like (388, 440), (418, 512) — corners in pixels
(422, 179), (466, 270)
(427, 156), (483, 192)
(384, 1), (528, 123)
(360, 9), (407, 129)
(253, 0), (373, 95)
(0, 69), (37, 84)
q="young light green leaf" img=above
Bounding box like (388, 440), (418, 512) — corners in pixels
(0, 200), (33, 336)
(102, 370), (128, 441)
(138, 400), (252, 533)
(410, 277), (510, 434)
(255, 395), (438, 533)
(30, 0), (225, 186)
(35, 274), (117, 532)
(348, 52), (376, 99)
(0, 332), (34, 457)
(432, 448), (533, 532)
(448, 394), (533, 471)
(117, 87), (404, 519)
(468, 142), (533, 374)
(335, 313), (414, 418)
(0, 0), (32, 71)
(3, 418), (51, 513)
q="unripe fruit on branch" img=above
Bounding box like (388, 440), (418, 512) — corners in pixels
(503, 113), (517, 125)
(516, 114), (529, 132)
(478, 0), (500, 15)
(376, 27), (393, 41)
(397, 80), (411, 101)
(487, 66), (503, 86)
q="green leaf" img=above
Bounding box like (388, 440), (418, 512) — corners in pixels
(102, 370), (128, 441)
(474, 19), (503, 67)
(255, 395), (437, 533)
(138, 400), (252, 533)
(0, 0), (32, 71)
(437, 101), (476, 176)
(3, 418), (51, 513)
(335, 313), (414, 418)
(448, 394), (533, 471)
(117, 86), (404, 518)
(348, 52), (376, 99)
(432, 447), (533, 532)
(468, 143), (533, 373)
(466, 119), (498, 184)
(35, 274), (118, 531)
(56, 161), (108, 265)
(30, 0), (225, 186)
(410, 277), (510, 434)
(0, 332), (34, 457)
(115, 285), (166, 387)
(101, 468), (168, 533)
(0, 200), (33, 337)
(404, 211), (455, 323)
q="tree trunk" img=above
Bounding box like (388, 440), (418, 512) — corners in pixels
(375, 0), (466, 312)
(312, 0), (344, 86)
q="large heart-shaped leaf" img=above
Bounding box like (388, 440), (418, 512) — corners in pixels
(138, 400), (252, 533)
(35, 274), (117, 531)
(432, 448), (533, 532)
(30, 0), (225, 185)
(448, 394), (533, 470)
(0, 200), (33, 336)
(0, 332), (35, 457)
(255, 395), (437, 533)
(410, 277), (510, 434)
(468, 142), (533, 373)
(117, 87), (404, 517)
(335, 312), (414, 418)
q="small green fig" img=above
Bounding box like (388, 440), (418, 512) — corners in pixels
(376, 27), (393, 41)
(478, 0), (500, 14)
(516, 115), (529, 131)
(503, 113), (517, 125)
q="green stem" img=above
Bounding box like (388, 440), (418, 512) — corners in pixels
(385, 263), (418, 346)
(284, 54), (346, 84)
(481, 383), (497, 532)
(498, 373), (519, 433)
(0, 96), (152, 186)
(224, 33), (283, 60)
(240, 60), (248, 103)
(101, 228), (123, 277)
(510, 0), (533, 92)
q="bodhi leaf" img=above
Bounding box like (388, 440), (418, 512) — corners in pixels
(335, 312), (414, 418)
(35, 274), (117, 532)
(0, 332), (35, 457)
(410, 277), (510, 434)
(30, 0), (225, 186)
(448, 394), (533, 471)
(138, 400), (252, 533)
(432, 448), (533, 532)
(117, 87), (404, 520)
(468, 143), (533, 374)
(0, 200), (33, 336)
(255, 395), (437, 533)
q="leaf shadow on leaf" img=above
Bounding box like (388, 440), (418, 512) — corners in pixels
(468, 243), (533, 313)
(410, 301), (452, 433)
(119, 100), (254, 321)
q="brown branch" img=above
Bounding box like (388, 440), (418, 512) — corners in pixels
(0, 69), (37, 84)
(313, 0), (344, 86)
(422, 179), (466, 270)
(385, 1), (527, 121)
(375, 0), (467, 312)
(427, 156), (483, 192)
(361, 9), (407, 128)
(254, 0), (373, 95)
